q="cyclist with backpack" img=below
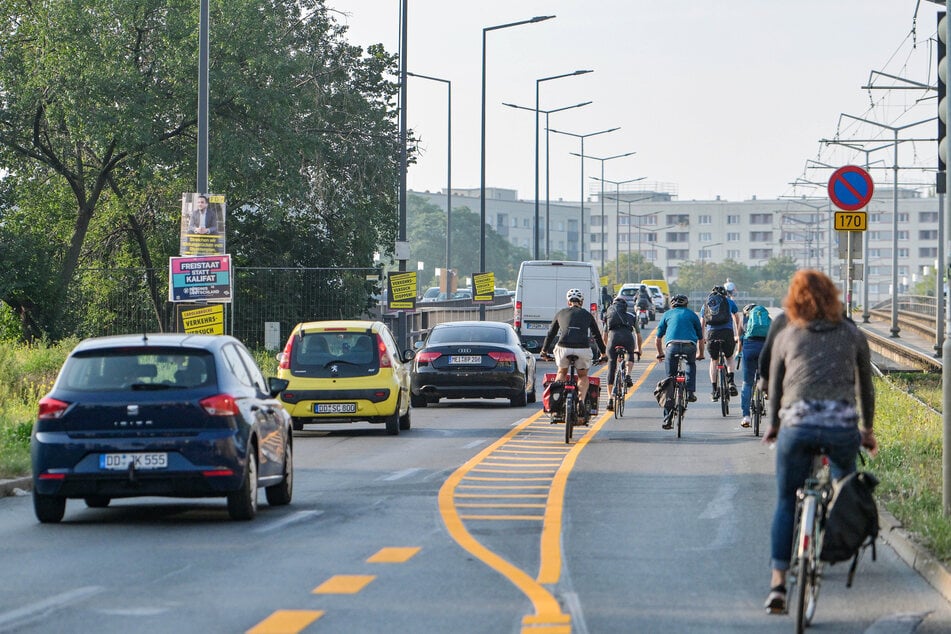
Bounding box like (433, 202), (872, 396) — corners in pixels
(603, 297), (642, 411)
(634, 284), (653, 319)
(701, 285), (740, 401)
(654, 294), (704, 429)
(738, 303), (771, 428)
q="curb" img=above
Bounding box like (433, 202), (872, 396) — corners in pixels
(0, 476), (31, 497)
(878, 506), (951, 604)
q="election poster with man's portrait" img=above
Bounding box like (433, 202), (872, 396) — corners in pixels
(180, 193), (226, 256)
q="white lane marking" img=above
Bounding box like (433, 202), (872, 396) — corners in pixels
(562, 592), (589, 634)
(380, 468), (422, 481)
(462, 440), (488, 449)
(0, 586), (104, 631)
(252, 509), (323, 533)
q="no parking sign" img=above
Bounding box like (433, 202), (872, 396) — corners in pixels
(828, 165), (874, 211)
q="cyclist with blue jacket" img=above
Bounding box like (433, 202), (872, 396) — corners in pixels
(655, 294), (704, 428)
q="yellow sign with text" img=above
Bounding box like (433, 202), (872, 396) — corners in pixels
(181, 304), (224, 335)
(473, 272), (495, 302)
(833, 211), (867, 231)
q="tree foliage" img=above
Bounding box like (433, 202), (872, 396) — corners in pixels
(0, 0), (401, 341)
(671, 256), (799, 303)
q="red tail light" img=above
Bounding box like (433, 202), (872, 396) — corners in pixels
(278, 335), (295, 370)
(38, 397), (70, 419)
(377, 335), (392, 368)
(514, 301), (522, 329)
(200, 394), (239, 416)
(202, 469), (235, 477)
(488, 351), (516, 364)
(589, 302), (598, 314)
(416, 351), (441, 365)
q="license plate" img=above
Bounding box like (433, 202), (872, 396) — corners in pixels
(100, 453), (168, 470)
(449, 355), (482, 364)
(316, 402), (357, 414)
(525, 322), (548, 330)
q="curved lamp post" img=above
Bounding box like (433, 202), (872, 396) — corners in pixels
(590, 176), (645, 279)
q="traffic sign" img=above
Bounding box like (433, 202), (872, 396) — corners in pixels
(828, 165), (874, 211)
(834, 210), (867, 231)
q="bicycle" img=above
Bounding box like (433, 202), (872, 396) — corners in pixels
(788, 451), (834, 632)
(715, 347), (730, 417)
(610, 345), (632, 418)
(661, 351), (690, 438)
(750, 369), (766, 437)
(540, 352), (585, 443)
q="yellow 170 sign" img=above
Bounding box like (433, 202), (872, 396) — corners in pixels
(833, 210), (867, 231)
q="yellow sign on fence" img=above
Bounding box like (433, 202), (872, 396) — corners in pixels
(181, 304), (224, 335)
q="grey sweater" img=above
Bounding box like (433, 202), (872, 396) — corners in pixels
(767, 318), (875, 431)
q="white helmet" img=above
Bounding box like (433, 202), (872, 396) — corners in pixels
(566, 288), (584, 303)
(724, 281), (736, 293)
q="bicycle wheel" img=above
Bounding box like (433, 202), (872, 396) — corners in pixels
(752, 388), (763, 437)
(613, 367), (624, 419)
(719, 364), (729, 417)
(793, 497), (818, 633)
(675, 385), (685, 438)
(564, 392), (575, 443)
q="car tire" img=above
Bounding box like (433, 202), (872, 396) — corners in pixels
(510, 388), (527, 407)
(527, 379), (537, 404)
(410, 393), (427, 408)
(84, 495), (111, 508)
(34, 492), (66, 523)
(265, 441), (293, 506)
(385, 399), (401, 435)
(227, 450), (258, 520)
(399, 405), (411, 431)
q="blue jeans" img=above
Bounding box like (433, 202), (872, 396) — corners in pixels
(740, 340), (763, 417)
(665, 341), (697, 393)
(769, 424), (861, 571)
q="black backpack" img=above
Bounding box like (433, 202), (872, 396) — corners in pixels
(704, 293), (730, 326)
(820, 470), (879, 586)
(607, 305), (632, 331)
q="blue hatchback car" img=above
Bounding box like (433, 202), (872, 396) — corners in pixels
(31, 334), (293, 522)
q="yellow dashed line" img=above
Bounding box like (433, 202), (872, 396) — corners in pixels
(366, 547), (421, 563)
(246, 610), (324, 634)
(312, 574), (376, 594)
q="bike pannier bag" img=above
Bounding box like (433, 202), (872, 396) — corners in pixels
(820, 470), (880, 585)
(542, 373), (564, 413)
(586, 376), (601, 415)
(652, 377), (675, 409)
(704, 293), (730, 326)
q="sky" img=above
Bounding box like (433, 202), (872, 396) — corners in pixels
(328, 1), (944, 203)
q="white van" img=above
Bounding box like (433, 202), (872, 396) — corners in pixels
(514, 260), (600, 352)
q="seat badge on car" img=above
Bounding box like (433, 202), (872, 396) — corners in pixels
(127, 405), (139, 416)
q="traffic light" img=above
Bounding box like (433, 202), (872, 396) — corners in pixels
(939, 11), (947, 192)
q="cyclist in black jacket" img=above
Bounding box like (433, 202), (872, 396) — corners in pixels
(603, 297), (641, 411)
(540, 289), (607, 410)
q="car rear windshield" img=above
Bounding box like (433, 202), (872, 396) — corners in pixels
(291, 332), (379, 377)
(427, 326), (509, 345)
(59, 348), (216, 391)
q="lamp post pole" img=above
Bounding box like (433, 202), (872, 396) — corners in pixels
(549, 126), (620, 261)
(699, 242), (724, 291)
(591, 176), (645, 280)
(571, 152), (637, 273)
(406, 72), (452, 285)
(533, 70), (593, 259)
(503, 100), (593, 258)
(481, 15), (555, 320)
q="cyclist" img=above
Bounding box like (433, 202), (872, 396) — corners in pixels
(540, 289), (608, 421)
(738, 303), (770, 428)
(603, 296), (642, 411)
(654, 294), (704, 429)
(634, 284), (653, 317)
(701, 285), (740, 401)
(762, 270), (877, 614)
(724, 279), (737, 298)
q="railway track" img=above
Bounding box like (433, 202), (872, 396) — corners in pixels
(862, 309), (942, 372)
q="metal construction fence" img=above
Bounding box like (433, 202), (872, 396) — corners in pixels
(63, 267), (514, 350)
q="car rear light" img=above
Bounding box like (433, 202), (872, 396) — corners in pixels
(514, 301), (522, 329)
(199, 394), (239, 416)
(38, 472), (66, 480)
(377, 335), (391, 368)
(416, 351), (441, 366)
(202, 468), (235, 477)
(278, 336), (295, 369)
(38, 397), (70, 419)
(488, 351), (516, 365)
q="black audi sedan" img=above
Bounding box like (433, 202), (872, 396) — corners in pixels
(409, 321), (536, 407)
(31, 334), (293, 523)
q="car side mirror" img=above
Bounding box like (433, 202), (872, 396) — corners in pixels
(523, 340), (540, 351)
(268, 377), (289, 398)
(402, 349), (416, 362)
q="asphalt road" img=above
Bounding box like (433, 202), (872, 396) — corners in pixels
(1, 343), (950, 633)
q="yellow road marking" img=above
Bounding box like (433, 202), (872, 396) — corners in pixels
(312, 574), (375, 594)
(246, 610), (324, 634)
(366, 547), (421, 563)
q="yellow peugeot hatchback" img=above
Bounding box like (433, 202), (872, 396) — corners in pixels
(276, 321), (412, 435)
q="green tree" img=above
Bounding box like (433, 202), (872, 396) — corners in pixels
(0, 0), (401, 341)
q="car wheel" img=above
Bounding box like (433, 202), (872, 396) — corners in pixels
(399, 405), (411, 431)
(292, 419), (303, 432)
(227, 449), (258, 520)
(410, 393), (427, 408)
(527, 379), (537, 404)
(265, 441), (293, 506)
(84, 495), (111, 508)
(510, 388), (527, 407)
(385, 398), (401, 435)
(34, 492), (66, 523)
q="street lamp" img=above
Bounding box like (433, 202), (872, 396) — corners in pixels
(406, 71), (452, 287)
(549, 126), (620, 260)
(481, 15), (555, 320)
(532, 70), (593, 259)
(572, 152), (637, 273)
(503, 100), (592, 259)
(590, 176), (645, 280)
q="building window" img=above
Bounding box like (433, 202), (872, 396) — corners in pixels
(665, 231), (689, 243)
(644, 233), (657, 243)
(898, 248), (909, 257)
(920, 211), (939, 223)
(750, 248), (773, 259)
(897, 230), (909, 240)
(727, 250), (740, 259)
(750, 213), (773, 225)
(666, 214), (690, 226)
(919, 247), (937, 258)
(667, 249), (689, 260)
(698, 215), (712, 225)
(726, 232), (740, 241)
(523, 218), (531, 228)
(750, 231), (773, 242)
(511, 217), (518, 228)
(591, 233), (600, 244)
(592, 215), (603, 227)
(699, 232), (713, 242)
(699, 248), (715, 260)
(726, 215), (740, 225)
(899, 213), (909, 222)
(920, 230), (938, 240)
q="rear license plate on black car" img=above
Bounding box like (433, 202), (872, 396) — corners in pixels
(316, 403), (357, 414)
(449, 355), (482, 364)
(100, 453), (168, 470)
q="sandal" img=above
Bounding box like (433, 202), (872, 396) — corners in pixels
(764, 584), (786, 614)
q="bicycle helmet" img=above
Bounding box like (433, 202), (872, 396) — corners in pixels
(743, 302), (757, 316)
(613, 297), (628, 311)
(566, 288), (584, 303)
(670, 294), (688, 308)
(711, 285), (727, 296)
(724, 281), (736, 294)
(639, 284), (647, 292)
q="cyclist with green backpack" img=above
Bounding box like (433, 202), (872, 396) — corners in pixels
(739, 303), (771, 428)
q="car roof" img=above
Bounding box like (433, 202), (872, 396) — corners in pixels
(70, 333), (238, 353)
(433, 320), (509, 329)
(293, 320), (382, 332)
